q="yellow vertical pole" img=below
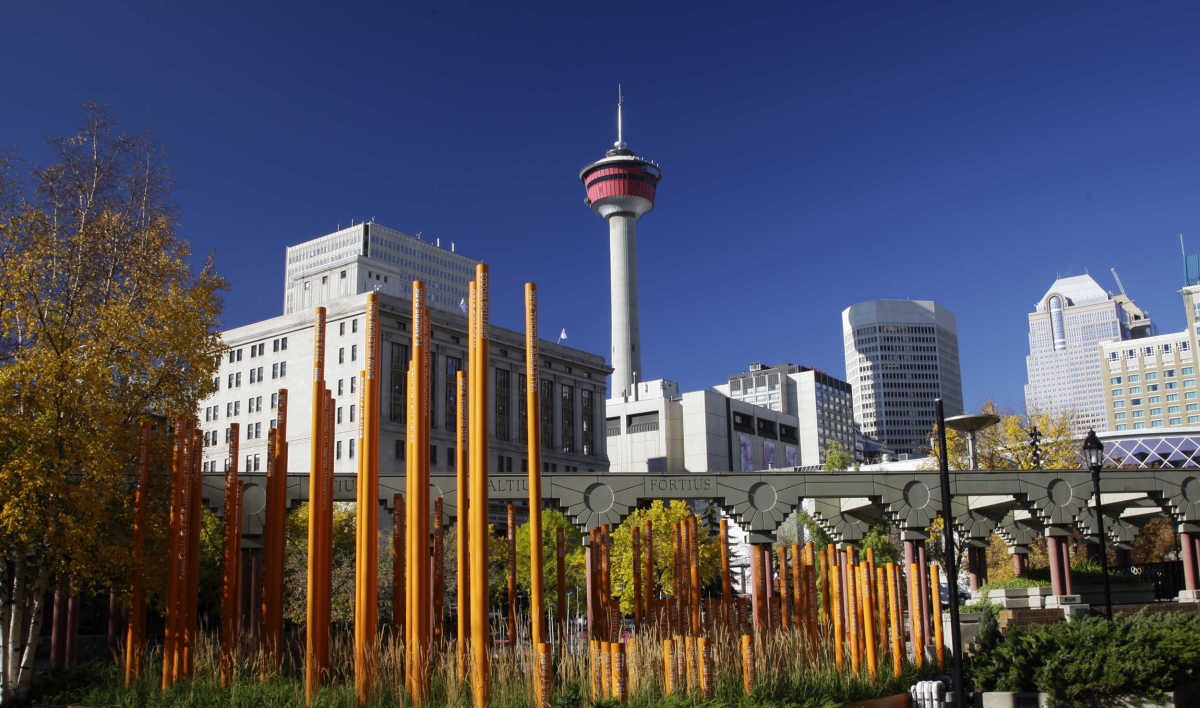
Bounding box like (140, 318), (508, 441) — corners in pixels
(887, 563), (903, 677)
(804, 541), (817, 646)
(699, 636), (714, 699)
(778, 545), (790, 630)
(469, 266), (490, 708)
(860, 565), (877, 679)
(305, 307), (326, 704)
(930, 564), (944, 669)
(688, 517), (700, 636)
(455, 370), (468, 684)
(590, 640), (600, 700)
(600, 641), (612, 698)
(611, 642), (627, 703)
(220, 423), (241, 686)
(126, 420), (152, 686)
(876, 566), (888, 657)
(536, 642), (553, 708)
(319, 390), (334, 675)
(822, 544), (834, 629)
(525, 283), (546, 652)
(908, 563), (923, 669)
(263, 388), (288, 675)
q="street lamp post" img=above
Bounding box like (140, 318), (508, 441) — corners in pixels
(1083, 429), (1113, 620)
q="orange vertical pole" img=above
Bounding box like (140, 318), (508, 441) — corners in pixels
(888, 563), (903, 677)
(455, 370), (468, 683)
(354, 294), (381, 703)
(860, 565), (877, 679)
(525, 283), (546, 651)
(791, 544), (803, 633)
(263, 389), (288, 674)
(408, 282), (432, 704)
(830, 547), (843, 671)
(220, 423), (241, 686)
(908, 563), (923, 669)
(305, 307), (326, 703)
(125, 420), (152, 686)
(507, 504), (517, 649)
(161, 416), (184, 689)
(183, 428), (202, 679)
(432, 498), (444, 644)
(930, 565), (944, 669)
(672, 524), (682, 635)
(393, 494), (405, 641)
(632, 527), (642, 632)
(846, 546), (860, 673)
(643, 521), (654, 628)
(689, 517), (701, 636)
(741, 634), (755, 695)
(720, 519), (732, 606)
(778, 546), (790, 630)
(821, 544), (833, 629)
(663, 639), (675, 696)
(469, 267), (490, 708)
(876, 566), (888, 657)
(556, 527), (567, 644)
(406, 365), (416, 694)
(318, 390), (334, 677)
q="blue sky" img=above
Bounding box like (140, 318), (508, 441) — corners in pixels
(5, 1), (1200, 414)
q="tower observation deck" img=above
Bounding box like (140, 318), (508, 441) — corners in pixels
(579, 92), (662, 400)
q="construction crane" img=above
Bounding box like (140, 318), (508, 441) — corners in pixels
(1111, 267), (1128, 298)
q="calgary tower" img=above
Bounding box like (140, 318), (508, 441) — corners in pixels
(579, 88), (662, 400)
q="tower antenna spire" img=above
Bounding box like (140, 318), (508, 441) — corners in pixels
(615, 83), (626, 149)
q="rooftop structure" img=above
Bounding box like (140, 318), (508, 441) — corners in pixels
(283, 222), (480, 315)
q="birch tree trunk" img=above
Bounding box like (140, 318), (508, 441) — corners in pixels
(14, 567), (50, 702)
(1, 555), (25, 707)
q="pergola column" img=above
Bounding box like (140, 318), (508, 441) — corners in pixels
(1010, 546), (1029, 578)
(1046, 535), (1065, 596)
(1181, 530), (1198, 592)
(585, 539), (600, 638)
(966, 543), (987, 591)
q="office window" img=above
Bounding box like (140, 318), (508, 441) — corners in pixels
(1189, 392), (1199, 400)
(349, 439), (355, 459)
(272, 363), (279, 378)
(495, 369), (511, 442)
(1167, 369), (1177, 377)
(1133, 410), (1145, 418)
(581, 389), (595, 456)
(1114, 412), (1127, 420)
(1131, 398), (1142, 406)
(280, 362), (286, 376)
(250, 368), (257, 384)
(541, 378), (554, 449)
(236, 372), (241, 387)
(1150, 407), (1162, 416)
(1146, 372), (1159, 381)
(1129, 374), (1141, 383)
(350, 405), (355, 422)
(336, 440), (343, 459)
(1129, 386), (1142, 394)
(1149, 396), (1161, 404)
(338, 379), (344, 396)
(430, 444), (437, 466)
(337, 407), (343, 424)
(352, 319), (358, 333)
(1169, 405), (1181, 414)
(1111, 389), (1123, 397)
(351, 345), (357, 362)
(395, 439), (405, 460)
(281, 336), (287, 350)
(1149, 384), (1160, 392)
(1186, 367), (1195, 375)
(340, 321), (346, 336)
(351, 376), (356, 393)
(1168, 394), (1180, 402)
(1171, 417), (1183, 425)
(561, 384), (575, 454)
(1110, 376), (1122, 385)
(339, 348), (345, 364)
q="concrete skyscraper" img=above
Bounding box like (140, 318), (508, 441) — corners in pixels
(1024, 274), (1152, 435)
(580, 92), (662, 400)
(842, 299), (964, 458)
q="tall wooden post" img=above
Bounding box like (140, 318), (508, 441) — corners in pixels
(672, 524), (682, 634)
(393, 493), (405, 642)
(750, 544), (768, 636)
(354, 293), (381, 704)
(556, 528), (567, 644)
(263, 389), (288, 674)
(468, 267), (491, 707)
(433, 498), (444, 643)
(830, 547), (843, 671)
(507, 504), (517, 649)
(860, 565), (877, 679)
(525, 283), (546, 649)
(689, 517), (701, 636)
(182, 427), (202, 678)
(125, 420), (152, 686)
(643, 521), (654, 627)
(632, 527), (642, 631)
(908, 563), (923, 669)
(220, 424), (242, 686)
(407, 283), (433, 703)
(887, 563), (903, 677)
(455, 370), (468, 683)
(161, 416), (185, 688)
(305, 307), (327, 704)
(778, 546), (790, 630)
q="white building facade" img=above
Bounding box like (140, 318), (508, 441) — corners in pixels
(605, 380), (801, 473)
(842, 299), (964, 458)
(283, 222), (479, 315)
(1025, 274), (1152, 436)
(1100, 284), (1200, 432)
(200, 292), (611, 478)
(725, 363), (854, 467)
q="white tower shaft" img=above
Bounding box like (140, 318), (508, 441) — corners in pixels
(608, 212), (641, 399)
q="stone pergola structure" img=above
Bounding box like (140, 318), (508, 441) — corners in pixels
(203, 466), (1200, 621)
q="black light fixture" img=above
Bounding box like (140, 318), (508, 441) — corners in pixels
(1083, 429), (1113, 619)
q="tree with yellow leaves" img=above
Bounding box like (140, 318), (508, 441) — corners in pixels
(0, 104), (224, 704)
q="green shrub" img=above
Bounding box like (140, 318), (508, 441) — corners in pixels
(975, 576), (1049, 595)
(968, 610), (1200, 707)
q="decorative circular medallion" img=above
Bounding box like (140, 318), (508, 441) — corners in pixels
(1182, 476), (1200, 503)
(902, 480), (931, 509)
(1047, 479), (1072, 505)
(748, 482), (778, 511)
(584, 482), (615, 514)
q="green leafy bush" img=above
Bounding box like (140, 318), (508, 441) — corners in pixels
(975, 576), (1048, 595)
(968, 610), (1200, 707)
